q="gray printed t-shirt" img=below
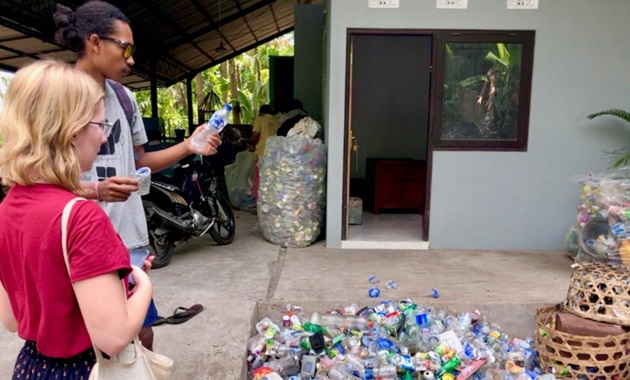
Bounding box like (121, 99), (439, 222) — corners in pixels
(82, 82), (149, 249)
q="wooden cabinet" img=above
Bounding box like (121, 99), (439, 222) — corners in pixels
(365, 158), (426, 215)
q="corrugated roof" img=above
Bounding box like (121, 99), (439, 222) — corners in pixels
(0, 0), (296, 89)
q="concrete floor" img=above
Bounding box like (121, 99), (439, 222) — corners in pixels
(0, 210), (574, 379)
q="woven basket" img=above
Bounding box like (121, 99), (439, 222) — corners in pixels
(564, 262), (630, 326)
(535, 305), (630, 379)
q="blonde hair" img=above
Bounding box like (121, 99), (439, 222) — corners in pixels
(0, 60), (103, 192)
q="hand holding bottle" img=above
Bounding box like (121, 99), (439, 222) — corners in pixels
(189, 103), (232, 153)
(188, 125), (222, 155)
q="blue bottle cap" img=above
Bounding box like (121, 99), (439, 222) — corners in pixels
(368, 287), (381, 298)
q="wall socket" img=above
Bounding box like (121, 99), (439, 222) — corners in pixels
(368, 0), (399, 8)
(507, 0), (539, 9)
(436, 0), (468, 9)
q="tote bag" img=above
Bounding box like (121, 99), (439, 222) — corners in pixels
(62, 198), (174, 380)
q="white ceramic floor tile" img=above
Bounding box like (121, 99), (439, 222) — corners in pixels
(345, 212), (427, 249)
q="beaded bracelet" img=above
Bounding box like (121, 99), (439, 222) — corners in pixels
(93, 182), (101, 202)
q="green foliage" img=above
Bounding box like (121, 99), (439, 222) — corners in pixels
(442, 42), (521, 139)
(587, 109), (630, 169)
(135, 33), (294, 136)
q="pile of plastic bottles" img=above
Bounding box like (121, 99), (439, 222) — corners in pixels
(248, 300), (556, 380)
(570, 170), (630, 265)
(258, 136), (326, 247)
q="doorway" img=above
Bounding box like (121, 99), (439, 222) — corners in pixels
(342, 30), (433, 249)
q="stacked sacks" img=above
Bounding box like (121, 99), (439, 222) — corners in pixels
(258, 135), (326, 247)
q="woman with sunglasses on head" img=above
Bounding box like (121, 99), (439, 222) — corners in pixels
(0, 60), (153, 379)
(53, 0), (221, 350)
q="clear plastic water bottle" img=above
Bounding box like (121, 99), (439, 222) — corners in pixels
(321, 313), (370, 330)
(190, 103), (232, 151)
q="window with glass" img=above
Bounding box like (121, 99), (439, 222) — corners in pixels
(432, 31), (535, 150)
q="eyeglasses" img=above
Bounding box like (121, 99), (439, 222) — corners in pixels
(98, 35), (136, 59)
(88, 120), (114, 138)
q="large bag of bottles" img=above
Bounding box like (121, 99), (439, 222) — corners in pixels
(224, 150), (255, 210)
(573, 168), (630, 265)
(258, 136), (326, 247)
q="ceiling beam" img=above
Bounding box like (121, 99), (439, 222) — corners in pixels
(234, 0), (259, 46)
(135, 0), (205, 68)
(269, 3), (281, 33)
(162, 0), (278, 52)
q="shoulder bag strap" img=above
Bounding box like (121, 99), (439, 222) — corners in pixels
(61, 197), (111, 361)
(106, 79), (134, 129)
(61, 197), (86, 272)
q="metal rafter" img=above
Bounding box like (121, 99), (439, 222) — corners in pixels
(0, 0), (296, 90)
(269, 3), (281, 33)
(234, 0), (259, 45)
(134, 0), (201, 69)
(187, 0), (236, 53)
(162, 0), (277, 52)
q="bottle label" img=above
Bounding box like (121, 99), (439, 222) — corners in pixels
(207, 114), (225, 132)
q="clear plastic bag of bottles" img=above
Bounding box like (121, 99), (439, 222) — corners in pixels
(258, 136), (326, 247)
(573, 168), (630, 266)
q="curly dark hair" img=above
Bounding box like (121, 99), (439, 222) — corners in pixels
(259, 104), (274, 115)
(53, 0), (129, 57)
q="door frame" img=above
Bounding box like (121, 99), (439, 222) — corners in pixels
(341, 28), (436, 241)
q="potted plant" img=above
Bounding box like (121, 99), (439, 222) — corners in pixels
(587, 109), (630, 169)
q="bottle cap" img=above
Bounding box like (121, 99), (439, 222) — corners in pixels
(368, 287), (381, 298)
(386, 280), (397, 290)
(225, 103), (233, 111)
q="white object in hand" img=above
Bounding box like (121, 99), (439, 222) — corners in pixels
(131, 167), (151, 195)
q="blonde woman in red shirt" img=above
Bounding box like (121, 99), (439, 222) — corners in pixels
(0, 60), (152, 379)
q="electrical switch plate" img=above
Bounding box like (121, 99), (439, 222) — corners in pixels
(436, 0), (468, 9)
(368, 0), (399, 8)
(507, 0), (539, 9)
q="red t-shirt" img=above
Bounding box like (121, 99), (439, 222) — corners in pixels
(0, 184), (132, 358)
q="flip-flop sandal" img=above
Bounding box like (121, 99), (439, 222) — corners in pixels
(151, 316), (167, 326)
(165, 304), (204, 324)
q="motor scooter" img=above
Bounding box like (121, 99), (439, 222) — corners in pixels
(142, 154), (235, 268)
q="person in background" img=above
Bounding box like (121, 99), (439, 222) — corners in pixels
(250, 104), (280, 204)
(276, 99), (308, 137)
(53, 0), (221, 350)
(0, 59), (152, 379)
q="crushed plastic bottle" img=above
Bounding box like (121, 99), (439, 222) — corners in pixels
(321, 313), (371, 331)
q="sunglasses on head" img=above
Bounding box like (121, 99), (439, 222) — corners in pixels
(98, 35), (136, 59)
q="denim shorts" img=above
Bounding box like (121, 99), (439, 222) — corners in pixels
(143, 298), (159, 328)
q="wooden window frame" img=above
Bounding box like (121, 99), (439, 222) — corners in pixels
(431, 30), (535, 151)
